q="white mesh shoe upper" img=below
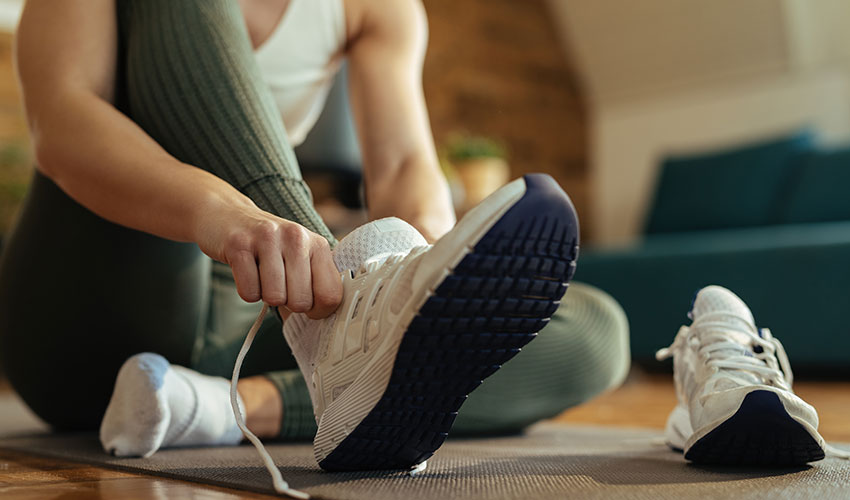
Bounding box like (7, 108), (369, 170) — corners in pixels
(332, 217), (428, 272)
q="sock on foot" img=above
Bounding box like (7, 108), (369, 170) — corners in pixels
(100, 352), (244, 458)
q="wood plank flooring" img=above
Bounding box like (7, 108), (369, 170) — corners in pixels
(555, 371), (850, 442)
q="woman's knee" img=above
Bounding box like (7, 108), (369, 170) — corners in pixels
(551, 281), (631, 400)
(452, 282), (630, 435)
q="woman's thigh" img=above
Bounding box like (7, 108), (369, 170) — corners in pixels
(0, 172), (210, 430)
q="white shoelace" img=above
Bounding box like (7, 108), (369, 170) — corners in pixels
(656, 311), (793, 389)
(656, 311), (850, 460)
(230, 304), (310, 499)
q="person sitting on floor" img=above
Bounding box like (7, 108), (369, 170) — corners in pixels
(0, 0), (629, 490)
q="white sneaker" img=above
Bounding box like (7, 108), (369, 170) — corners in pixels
(656, 285), (826, 465)
(284, 173), (579, 471)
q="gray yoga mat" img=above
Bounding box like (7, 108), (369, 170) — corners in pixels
(2, 423), (849, 499)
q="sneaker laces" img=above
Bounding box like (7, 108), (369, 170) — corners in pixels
(826, 443), (850, 459)
(656, 311), (850, 460)
(656, 311), (792, 389)
(230, 303), (309, 499)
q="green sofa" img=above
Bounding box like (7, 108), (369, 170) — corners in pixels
(576, 132), (850, 371)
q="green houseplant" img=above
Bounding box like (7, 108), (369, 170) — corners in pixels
(443, 134), (509, 214)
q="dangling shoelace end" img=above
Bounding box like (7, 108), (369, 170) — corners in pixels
(231, 304), (311, 499)
(826, 443), (850, 460)
(655, 326), (691, 362)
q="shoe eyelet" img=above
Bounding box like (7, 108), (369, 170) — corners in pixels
(351, 296), (363, 319)
(371, 285), (384, 307)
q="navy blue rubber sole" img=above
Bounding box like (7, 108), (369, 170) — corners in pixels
(318, 174), (579, 471)
(685, 390), (825, 466)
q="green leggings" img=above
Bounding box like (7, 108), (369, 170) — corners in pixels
(0, 0), (629, 438)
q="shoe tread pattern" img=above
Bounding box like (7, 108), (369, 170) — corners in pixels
(319, 174), (579, 471)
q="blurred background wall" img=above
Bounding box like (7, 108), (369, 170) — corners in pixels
(422, 0), (589, 233)
(0, 0), (30, 240)
(548, 0), (850, 244)
(2, 0), (850, 246)
(0, 0), (592, 241)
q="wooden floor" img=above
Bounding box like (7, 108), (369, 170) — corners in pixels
(555, 370), (850, 442)
(2, 371), (849, 499)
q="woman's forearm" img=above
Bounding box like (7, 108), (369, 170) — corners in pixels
(16, 0), (246, 247)
(365, 157), (456, 243)
(14, 0), (343, 316)
(32, 89), (254, 246)
(30, 88), (342, 314)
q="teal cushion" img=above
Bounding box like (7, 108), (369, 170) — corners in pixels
(645, 132), (813, 234)
(780, 147), (850, 224)
(577, 221), (850, 368)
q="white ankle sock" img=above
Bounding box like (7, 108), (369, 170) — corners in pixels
(100, 353), (244, 458)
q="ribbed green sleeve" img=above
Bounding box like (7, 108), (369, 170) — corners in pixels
(116, 0), (336, 245)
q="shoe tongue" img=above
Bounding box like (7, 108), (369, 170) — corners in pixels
(691, 285), (756, 343)
(332, 217), (427, 272)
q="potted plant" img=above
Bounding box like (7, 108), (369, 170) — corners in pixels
(443, 134), (509, 214)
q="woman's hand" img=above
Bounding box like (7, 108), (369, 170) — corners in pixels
(195, 195), (342, 319)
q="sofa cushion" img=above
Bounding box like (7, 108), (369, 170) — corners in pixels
(645, 131), (812, 234)
(577, 220), (850, 368)
(780, 147), (850, 224)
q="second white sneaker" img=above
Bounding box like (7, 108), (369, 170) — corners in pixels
(656, 285), (827, 465)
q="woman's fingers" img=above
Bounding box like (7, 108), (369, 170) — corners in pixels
(225, 218), (341, 317)
(230, 249), (261, 303)
(306, 237), (343, 319)
(280, 225), (313, 313)
(257, 244), (287, 306)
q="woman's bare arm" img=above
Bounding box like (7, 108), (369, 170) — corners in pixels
(16, 0), (340, 316)
(346, 0), (455, 243)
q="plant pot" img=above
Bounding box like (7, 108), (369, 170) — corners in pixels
(453, 157), (510, 213)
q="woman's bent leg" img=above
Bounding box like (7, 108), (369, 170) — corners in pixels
(0, 172), (209, 430)
(115, 0), (332, 439)
(1, 0), (331, 433)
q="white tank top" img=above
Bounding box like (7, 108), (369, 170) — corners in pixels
(254, 0), (346, 146)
